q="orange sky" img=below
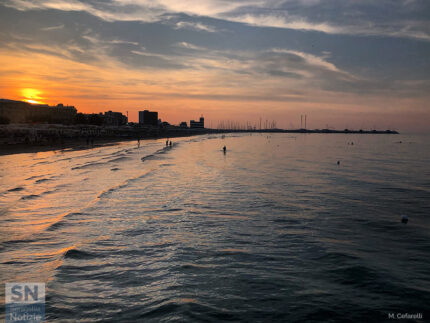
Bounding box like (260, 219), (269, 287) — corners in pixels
(1, 49), (427, 132)
(1, 0), (429, 132)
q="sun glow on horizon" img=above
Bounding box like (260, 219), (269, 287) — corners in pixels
(21, 88), (44, 104)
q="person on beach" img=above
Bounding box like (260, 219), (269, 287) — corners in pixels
(169, 141), (172, 147)
(166, 140), (169, 147)
(223, 146), (226, 153)
(137, 138), (140, 148)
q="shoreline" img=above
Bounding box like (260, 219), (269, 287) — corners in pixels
(0, 132), (208, 156)
(0, 125), (399, 156)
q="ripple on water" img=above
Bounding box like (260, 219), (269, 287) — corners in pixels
(7, 186), (24, 192)
(63, 248), (99, 260)
(1, 134), (429, 322)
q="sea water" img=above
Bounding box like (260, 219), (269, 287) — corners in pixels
(0, 133), (429, 321)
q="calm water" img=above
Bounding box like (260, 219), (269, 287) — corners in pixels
(0, 133), (429, 322)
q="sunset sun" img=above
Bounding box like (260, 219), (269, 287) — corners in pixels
(21, 88), (44, 104)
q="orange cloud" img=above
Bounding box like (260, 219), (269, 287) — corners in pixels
(0, 47), (429, 132)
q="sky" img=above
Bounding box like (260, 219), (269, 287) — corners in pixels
(0, 0), (429, 132)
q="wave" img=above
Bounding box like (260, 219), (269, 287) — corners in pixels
(35, 177), (56, 184)
(33, 160), (51, 166)
(72, 152), (133, 170)
(45, 168), (156, 234)
(141, 154), (157, 162)
(71, 161), (106, 170)
(180, 263), (217, 270)
(96, 182), (130, 199)
(46, 221), (67, 231)
(69, 141), (172, 170)
(216, 248), (250, 255)
(45, 211), (84, 232)
(141, 145), (175, 162)
(313, 251), (360, 262)
(96, 170), (154, 200)
(110, 156), (130, 163)
(8, 186), (24, 192)
(20, 189), (57, 200)
(29, 168), (156, 236)
(63, 248), (97, 260)
(20, 194), (40, 200)
(119, 299), (241, 322)
(26, 175), (45, 180)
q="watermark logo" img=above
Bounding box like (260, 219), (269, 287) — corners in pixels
(387, 312), (423, 320)
(5, 283), (45, 323)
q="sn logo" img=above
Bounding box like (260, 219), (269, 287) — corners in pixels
(6, 283), (45, 304)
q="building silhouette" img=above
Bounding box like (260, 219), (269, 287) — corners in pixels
(0, 99), (76, 124)
(190, 116), (204, 129)
(139, 110), (158, 126)
(102, 111), (128, 126)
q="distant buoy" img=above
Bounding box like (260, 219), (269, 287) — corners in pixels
(401, 214), (408, 224)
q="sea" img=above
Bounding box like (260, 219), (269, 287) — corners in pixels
(0, 133), (429, 322)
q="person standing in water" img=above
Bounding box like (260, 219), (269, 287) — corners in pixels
(223, 146), (226, 153)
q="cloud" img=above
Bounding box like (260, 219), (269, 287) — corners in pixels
(269, 49), (342, 73)
(174, 41), (206, 51)
(175, 21), (217, 32)
(5, 0), (88, 12)
(222, 12), (430, 41)
(113, 0), (259, 17)
(110, 39), (140, 46)
(41, 24), (64, 31)
(82, 34), (139, 47)
(247, 48), (358, 95)
(225, 14), (341, 34)
(3, 0), (164, 22)
(4, 0), (430, 41)
(1, 0), (429, 102)
(131, 49), (170, 60)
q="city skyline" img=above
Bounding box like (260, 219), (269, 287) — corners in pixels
(1, 1), (429, 132)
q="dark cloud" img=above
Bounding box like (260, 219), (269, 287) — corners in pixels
(226, 0), (430, 40)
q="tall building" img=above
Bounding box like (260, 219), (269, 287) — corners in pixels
(138, 110), (158, 126)
(190, 116), (204, 129)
